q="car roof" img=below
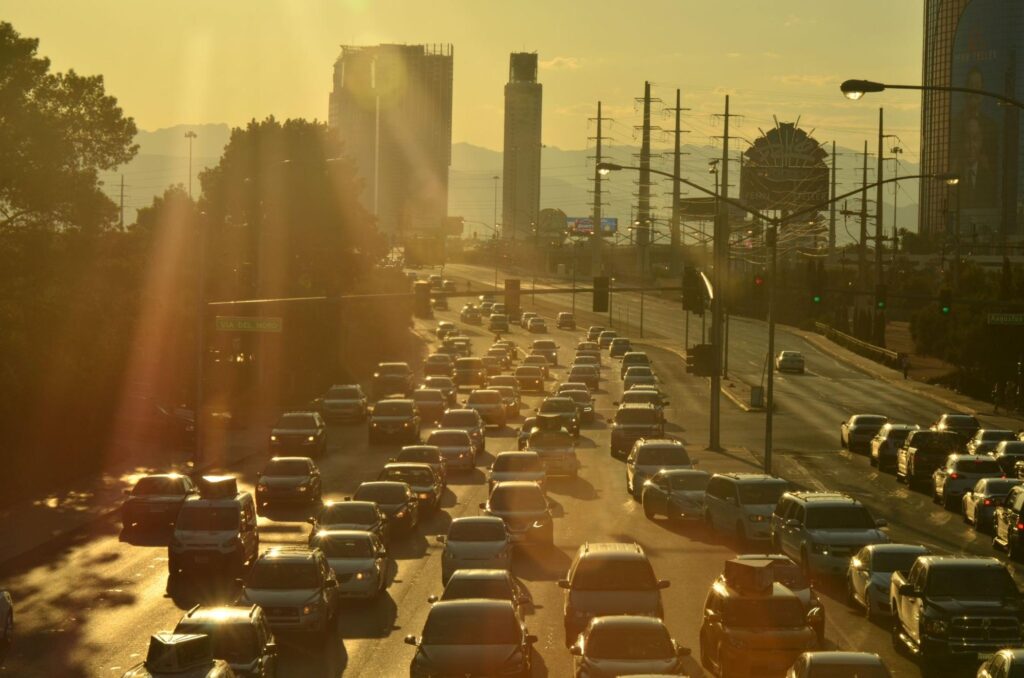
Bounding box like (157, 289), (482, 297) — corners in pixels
(311, 529), (375, 541)
(382, 462), (434, 472)
(492, 480), (545, 491)
(257, 546), (319, 562)
(443, 409), (478, 417)
(377, 398), (414, 406)
(720, 580), (800, 601)
(617, 403), (658, 411)
(578, 541), (647, 559)
(357, 481), (409, 491)
(451, 515), (506, 526)
(427, 599), (515, 615)
(494, 450), (540, 459)
(445, 569), (512, 582)
(636, 438), (684, 448)
(182, 605), (260, 624)
(803, 652), (885, 666)
(588, 615), (667, 632)
(379, 362), (410, 368)
(917, 555), (1005, 569)
(714, 472), (786, 483)
(279, 410), (318, 417)
(784, 491), (858, 505)
(322, 499), (377, 510)
(861, 543), (929, 555)
(654, 468), (708, 478)
(268, 456), (313, 464)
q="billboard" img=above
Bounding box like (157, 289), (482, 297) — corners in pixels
(567, 217), (618, 236)
(740, 122), (829, 212)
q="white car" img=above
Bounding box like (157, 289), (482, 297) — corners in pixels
(775, 350), (806, 373)
(963, 478), (1023, 532)
(488, 451), (546, 491)
(704, 473), (789, 542)
(309, 529), (390, 599)
(846, 543), (928, 619)
(0, 590), (11, 644)
(932, 454), (1004, 510)
(437, 516), (511, 582)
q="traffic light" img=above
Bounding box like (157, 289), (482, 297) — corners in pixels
(504, 279), (521, 319)
(686, 344), (715, 376)
(939, 288), (952, 315)
(808, 260), (824, 305)
(682, 266), (704, 314)
(413, 280), (433, 318)
(874, 284), (887, 310)
(592, 276), (609, 312)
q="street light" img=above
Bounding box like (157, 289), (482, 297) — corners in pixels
(840, 78), (1024, 110)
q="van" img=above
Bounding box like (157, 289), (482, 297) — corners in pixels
(168, 476), (259, 580)
(704, 473), (788, 543)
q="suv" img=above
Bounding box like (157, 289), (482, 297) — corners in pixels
(460, 304), (481, 323)
(317, 384), (368, 423)
(930, 413), (982, 444)
(932, 454), (1004, 510)
(372, 362), (415, 398)
(896, 430), (962, 488)
(556, 312), (576, 330)
(619, 351), (652, 379)
(625, 438), (694, 499)
(704, 473), (789, 543)
(169, 476), (259, 581)
(559, 542), (669, 644)
(480, 481), (553, 545)
(269, 411), (326, 457)
(439, 408), (486, 454)
(514, 365), (545, 393)
(537, 397), (580, 437)
(526, 425), (579, 478)
(488, 313), (510, 333)
(488, 451), (545, 491)
(839, 414), (888, 454)
(465, 389), (507, 427)
(453, 357), (487, 387)
(771, 492), (889, 577)
(531, 339), (559, 366)
(173, 605), (277, 677)
(368, 399), (421, 444)
(423, 354), (455, 378)
(869, 423), (919, 471)
(610, 403), (664, 458)
(994, 485), (1024, 558)
(241, 547), (340, 634)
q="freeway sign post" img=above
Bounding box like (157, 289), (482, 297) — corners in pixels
(215, 316), (284, 332)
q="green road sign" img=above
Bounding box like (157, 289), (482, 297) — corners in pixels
(215, 316), (284, 333)
(987, 313), (1024, 326)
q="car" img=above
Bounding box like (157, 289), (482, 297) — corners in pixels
(0, 590), (12, 646)
(993, 484), (1024, 558)
(410, 388), (446, 425)
(586, 326), (606, 341)
(966, 428), (1017, 455)
(309, 500), (389, 544)
(435, 320), (456, 338)
(571, 354), (601, 370)
(514, 365), (545, 393)
(538, 396), (581, 437)
(963, 478), (1023, 532)
(368, 399), (421, 444)
(437, 516), (512, 582)
(771, 491), (889, 577)
(121, 633), (233, 678)
(480, 481), (554, 545)
(786, 652), (892, 678)
(641, 468), (710, 521)
(492, 303), (507, 315)
(775, 350), (806, 373)
(491, 385), (521, 419)
(531, 339), (559, 366)
(528, 317), (548, 333)
(556, 381), (592, 398)
(465, 388), (507, 427)
(431, 295), (448, 310)
(404, 600), (536, 677)
(978, 649), (1024, 678)
(846, 543), (929, 620)
(391, 445), (448, 486)
(570, 615), (690, 677)
(869, 423), (920, 471)
(932, 454), (1005, 510)
(616, 388), (669, 423)
(372, 362), (415, 398)
(619, 351), (652, 379)
(522, 354), (550, 379)
(994, 441), (1024, 474)
(556, 312), (576, 330)
(439, 408), (486, 453)
(516, 416), (538, 450)
(169, 476), (259, 581)
(839, 414), (888, 453)
(623, 365), (657, 391)
(425, 428), (476, 471)
(269, 411), (327, 457)
(309, 529), (390, 599)
(487, 346), (512, 368)
(442, 280), (457, 293)
(930, 412), (982, 443)
(560, 542), (669, 644)
(608, 337), (632, 358)
(428, 274), (443, 289)
(609, 403), (664, 458)
(379, 462), (443, 512)
(568, 364), (600, 391)
(423, 353), (455, 378)
(699, 560), (819, 677)
(240, 547), (340, 634)
(460, 304), (481, 323)
(729, 553), (826, 642)
(478, 294), (497, 305)
(453, 357), (487, 388)
(704, 472), (789, 543)
(351, 481), (419, 532)
(597, 330), (617, 349)
(561, 389), (595, 423)
(527, 424), (579, 478)
(895, 429), (962, 488)
(479, 300), (494, 315)
(422, 376), (458, 406)
(489, 313), (510, 333)
(448, 336), (473, 357)
(520, 311), (538, 328)
(256, 456), (321, 508)
(172, 605), (278, 678)
(488, 451), (546, 491)
(317, 384), (368, 422)
(121, 473), (198, 531)
(430, 569), (531, 616)
(626, 438), (695, 500)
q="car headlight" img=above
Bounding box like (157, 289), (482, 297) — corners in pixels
(371, 422), (379, 428)
(748, 514), (766, 523)
(811, 543), (831, 555)
(302, 603), (321, 615)
(395, 510), (407, 518)
(355, 569), (374, 580)
(532, 517), (550, 528)
(307, 435), (316, 442)
(257, 483), (268, 492)
(270, 435), (278, 442)
(403, 422), (411, 428)
(923, 617), (948, 636)
(298, 485), (308, 492)
(418, 492), (431, 500)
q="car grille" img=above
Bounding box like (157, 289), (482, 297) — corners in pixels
(337, 573), (354, 583)
(825, 544), (863, 557)
(263, 606), (299, 617)
(950, 617), (1020, 643)
(504, 516), (536, 532)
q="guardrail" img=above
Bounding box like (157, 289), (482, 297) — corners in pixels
(813, 322), (904, 370)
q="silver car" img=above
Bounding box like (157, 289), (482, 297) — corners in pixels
(640, 469), (710, 521)
(437, 516), (511, 582)
(309, 530), (389, 599)
(775, 350), (806, 373)
(625, 439), (695, 500)
(488, 451), (546, 492)
(963, 478), (1024, 532)
(966, 428), (1017, 455)
(429, 568), (532, 616)
(846, 543), (928, 620)
(571, 615), (689, 677)
(932, 454), (1004, 510)
(426, 429), (475, 471)
(241, 547), (340, 634)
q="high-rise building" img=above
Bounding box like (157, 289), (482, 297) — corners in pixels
(329, 44), (454, 236)
(502, 53), (543, 240)
(919, 0), (1022, 244)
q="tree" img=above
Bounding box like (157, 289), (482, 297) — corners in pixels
(0, 22), (137, 232)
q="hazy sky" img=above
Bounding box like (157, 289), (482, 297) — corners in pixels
(3, 0), (924, 160)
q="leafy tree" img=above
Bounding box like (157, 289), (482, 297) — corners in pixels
(0, 22), (137, 232)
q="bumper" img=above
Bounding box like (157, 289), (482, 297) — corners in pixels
(369, 425), (417, 440)
(323, 408), (364, 421)
(257, 489), (315, 504)
(442, 555), (510, 580)
(338, 577), (382, 598)
(269, 440), (321, 453)
(721, 647), (804, 676)
(743, 520), (773, 540)
(539, 454), (579, 477)
(123, 506), (178, 527)
(264, 608), (328, 631)
(170, 548), (242, 573)
(507, 523), (552, 544)
(807, 552), (855, 576)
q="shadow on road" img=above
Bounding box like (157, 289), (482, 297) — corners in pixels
(546, 475), (599, 502)
(513, 543), (572, 582)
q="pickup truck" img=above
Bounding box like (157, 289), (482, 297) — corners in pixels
(890, 555), (1024, 671)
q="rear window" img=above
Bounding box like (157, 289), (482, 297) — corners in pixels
(636, 446), (690, 466)
(422, 605), (519, 645)
(516, 367), (543, 377)
(533, 340), (557, 349)
(428, 430), (472, 445)
(374, 401), (414, 416)
(586, 624), (674, 661)
(442, 577), (512, 602)
(981, 430), (1016, 441)
(570, 366), (598, 376)
(571, 557), (657, 591)
(448, 520), (507, 542)
(264, 459), (310, 476)
(908, 431), (960, 451)
(622, 391), (660, 406)
(528, 430), (574, 448)
(468, 391), (501, 404)
(945, 415), (980, 427)
(313, 536), (375, 558)
(440, 411), (479, 427)
(853, 416), (886, 426)
(132, 476), (185, 496)
(249, 561), (320, 589)
(326, 386), (361, 399)
(738, 482), (787, 505)
(952, 459), (1002, 474)
(984, 479), (1022, 494)
(426, 355), (451, 364)
(615, 409), (660, 425)
(723, 597), (806, 628)
(540, 399), (576, 414)
(354, 484), (407, 504)
(380, 467), (433, 485)
(412, 391), (444, 404)
(489, 485), (547, 511)
(174, 622), (258, 664)
(277, 414), (316, 429)
(177, 506), (238, 532)
(871, 550), (926, 573)
(666, 474), (709, 491)
(397, 448), (441, 463)
(804, 505), (876, 529)
(493, 454), (543, 473)
(319, 503), (377, 525)
(455, 358), (483, 369)
(378, 364), (410, 375)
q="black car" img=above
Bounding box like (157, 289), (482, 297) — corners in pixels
(556, 312), (576, 330)
(316, 384), (368, 423)
(352, 481), (419, 532)
(373, 362), (415, 399)
(931, 413), (982, 444)
(308, 500), (389, 544)
(460, 305), (482, 323)
(122, 474), (198, 531)
(256, 456), (322, 507)
(379, 463), (443, 512)
(610, 404), (665, 458)
(411, 389), (446, 425)
(453, 357), (487, 388)
(514, 366), (545, 393)
(369, 399), (421, 444)
(537, 397), (581, 437)
(269, 411), (327, 457)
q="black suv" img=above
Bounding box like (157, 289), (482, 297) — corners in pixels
(269, 411), (327, 457)
(373, 362), (415, 399)
(610, 403), (665, 459)
(538, 397), (581, 437)
(173, 605), (278, 677)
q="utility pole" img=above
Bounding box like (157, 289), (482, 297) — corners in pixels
(185, 130), (198, 200)
(492, 175), (499, 235)
(636, 81), (653, 277)
(890, 146), (903, 261)
(764, 222), (779, 473)
(875, 108), (885, 347)
(858, 141), (869, 286)
(665, 89), (690, 274)
(194, 212), (206, 470)
(119, 174), (125, 230)
(589, 102), (611, 275)
(829, 142), (837, 253)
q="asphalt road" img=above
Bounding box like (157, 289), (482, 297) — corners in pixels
(1, 263), (1021, 677)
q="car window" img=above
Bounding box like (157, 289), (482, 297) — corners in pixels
(276, 413), (317, 428)
(614, 409), (660, 425)
(804, 505), (875, 529)
(442, 577), (513, 601)
(313, 536), (375, 558)
(249, 561), (320, 589)
(132, 476), (186, 495)
(374, 401), (414, 416)
(354, 484), (408, 504)
(493, 455), (543, 473)
(586, 624), (674, 660)
(177, 506), (239, 532)
(571, 557), (658, 590)
(468, 391), (501, 404)
(448, 520), (507, 541)
(739, 482), (787, 506)
(422, 605), (519, 645)
(412, 391), (444, 404)
(636, 446), (691, 466)
(380, 467), (433, 485)
(440, 412), (479, 427)
(667, 474), (709, 491)
(872, 551), (925, 573)
(378, 364), (410, 375)
(397, 448), (441, 464)
(489, 486), (547, 511)
(926, 567), (1017, 597)
(319, 503), (377, 525)
(264, 459), (311, 476)
(327, 386), (361, 399)
(952, 459), (1002, 474)
(175, 621), (259, 664)
(723, 597), (806, 627)
(428, 430), (471, 445)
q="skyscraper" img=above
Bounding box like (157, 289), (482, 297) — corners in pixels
(329, 44), (454, 236)
(502, 53), (543, 240)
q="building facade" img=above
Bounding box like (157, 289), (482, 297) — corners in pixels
(919, 0), (1022, 246)
(328, 44), (453, 236)
(502, 53), (543, 240)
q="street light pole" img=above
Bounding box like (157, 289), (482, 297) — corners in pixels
(185, 131), (197, 200)
(764, 223), (778, 473)
(194, 211), (206, 470)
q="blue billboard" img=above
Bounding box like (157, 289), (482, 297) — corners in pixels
(567, 217), (618, 236)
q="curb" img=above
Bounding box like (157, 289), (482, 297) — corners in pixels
(638, 339), (763, 413)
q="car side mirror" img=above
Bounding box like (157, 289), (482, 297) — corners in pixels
(706, 610), (720, 623)
(898, 584), (918, 597)
(785, 518), (801, 529)
(569, 644), (582, 656)
(404, 635), (418, 646)
(435, 535), (446, 544)
(526, 634), (538, 644)
(427, 594), (439, 604)
(875, 518), (888, 528)
(807, 607), (824, 625)
(306, 517), (316, 525)
(677, 645), (692, 658)
(235, 577), (246, 588)
(657, 579), (671, 589)
(558, 579), (571, 589)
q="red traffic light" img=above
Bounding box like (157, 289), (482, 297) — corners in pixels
(754, 275), (765, 287)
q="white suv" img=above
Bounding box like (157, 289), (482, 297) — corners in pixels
(169, 476), (259, 581)
(703, 473), (788, 543)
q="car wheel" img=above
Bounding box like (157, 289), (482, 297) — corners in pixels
(942, 493), (957, 512)
(735, 522), (747, 550)
(643, 497), (656, 519)
(869, 454), (877, 467)
(845, 576), (858, 608)
(891, 618), (905, 653)
(2, 611), (12, 645)
(1010, 534), (1023, 561)
(699, 631), (713, 671)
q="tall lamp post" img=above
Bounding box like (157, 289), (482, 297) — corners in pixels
(840, 79), (1024, 110)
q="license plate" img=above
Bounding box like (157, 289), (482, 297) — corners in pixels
(193, 555), (210, 564)
(148, 506), (164, 513)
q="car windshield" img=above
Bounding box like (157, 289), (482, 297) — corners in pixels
(525, 356), (547, 365)
(570, 366), (597, 376)
(516, 367), (542, 377)
(944, 415), (980, 428)
(176, 506), (239, 532)
(412, 391), (443, 404)
(354, 484), (407, 504)
(723, 597), (806, 627)
(983, 480), (1021, 494)
(886, 428), (915, 443)
(455, 359), (482, 369)
(380, 467), (433, 485)
(468, 391), (501, 404)
(374, 401), (413, 416)
(804, 505), (877, 529)
(540, 399), (575, 413)
(625, 367), (654, 377)
(378, 364), (409, 375)
(429, 431), (471, 446)
(441, 412), (479, 427)
(615, 409), (659, 425)
(314, 536), (375, 558)
(528, 431), (573, 449)
(490, 377), (516, 388)
(248, 561), (320, 589)
(132, 476), (184, 496)
(175, 622), (258, 664)
(909, 432), (960, 450)
(448, 520), (506, 541)
(981, 430), (1015, 441)
(326, 387), (360, 399)
(277, 414), (316, 429)
(398, 448), (440, 463)
(872, 551), (926, 573)
(489, 486), (547, 512)
(738, 482), (788, 505)
(586, 624), (673, 660)
(492, 387), (516, 399)
(574, 356), (598, 365)
(636, 447), (690, 466)
(952, 459), (1001, 474)
(534, 340), (556, 349)
(264, 459), (310, 476)
(422, 606), (519, 645)
(927, 567), (1017, 597)
(493, 455), (543, 473)
(443, 578), (512, 601)
(319, 504), (376, 525)
(622, 392), (660, 406)
(853, 416), (886, 426)
(667, 474), (709, 491)
(563, 391), (590, 404)
(425, 378), (453, 389)
(799, 665), (890, 678)
(571, 558), (657, 591)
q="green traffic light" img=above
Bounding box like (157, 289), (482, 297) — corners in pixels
(877, 301), (886, 310)
(941, 305), (951, 315)
(812, 294), (821, 304)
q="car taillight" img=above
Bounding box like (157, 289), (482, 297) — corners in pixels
(949, 472), (959, 479)
(1017, 522), (1024, 531)
(984, 498), (992, 505)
